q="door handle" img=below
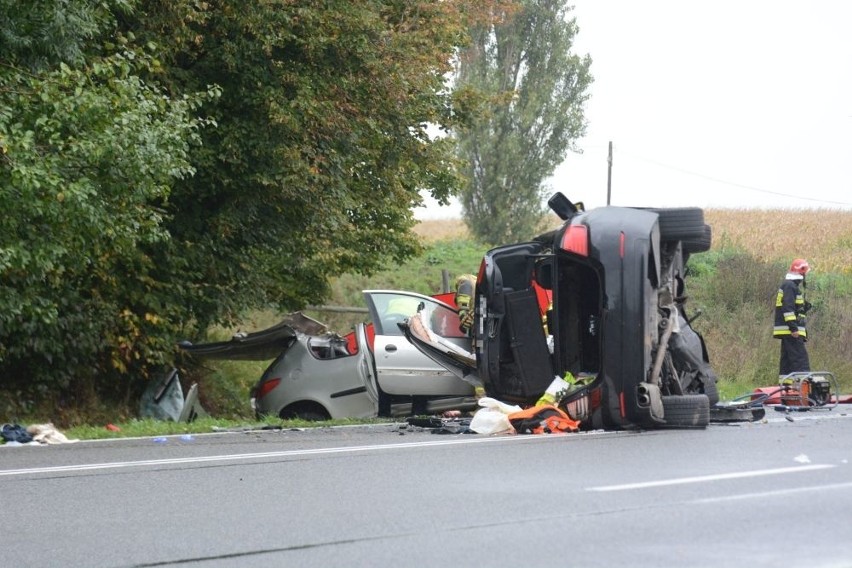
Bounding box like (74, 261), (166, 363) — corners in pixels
(385, 344), (397, 353)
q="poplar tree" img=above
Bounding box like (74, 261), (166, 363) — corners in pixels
(454, 0), (593, 244)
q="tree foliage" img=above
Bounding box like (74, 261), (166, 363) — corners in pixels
(119, 1), (503, 325)
(1, 2), (215, 401)
(454, 0), (593, 244)
(0, 0), (510, 412)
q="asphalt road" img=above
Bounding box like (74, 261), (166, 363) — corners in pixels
(2, 408), (852, 568)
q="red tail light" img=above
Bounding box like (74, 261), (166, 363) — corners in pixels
(477, 258), (486, 283)
(620, 231), (625, 258)
(560, 225), (589, 256)
(256, 378), (281, 400)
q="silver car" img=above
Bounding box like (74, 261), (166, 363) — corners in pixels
(180, 290), (477, 420)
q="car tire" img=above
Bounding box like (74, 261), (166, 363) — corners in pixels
(280, 403), (330, 422)
(700, 375), (719, 406)
(647, 207), (706, 241)
(661, 394), (710, 429)
(682, 224), (712, 253)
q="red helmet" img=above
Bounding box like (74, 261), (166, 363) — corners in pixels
(790, 258), (810, 275)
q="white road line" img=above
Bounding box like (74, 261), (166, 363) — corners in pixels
(0, 434), (556, 477)
(586, 464), (835, 492)
(693, 481), (852, 504)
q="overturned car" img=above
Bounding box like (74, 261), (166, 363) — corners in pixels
(402, 193), (719, 430)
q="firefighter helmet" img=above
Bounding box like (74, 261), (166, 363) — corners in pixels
(790, 258), (810, 276)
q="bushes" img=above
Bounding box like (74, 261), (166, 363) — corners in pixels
(687, 249), (850, 395)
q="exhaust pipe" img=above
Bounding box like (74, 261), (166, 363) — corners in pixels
(637, 383), (652, 406)
(637, 381), (665, 422)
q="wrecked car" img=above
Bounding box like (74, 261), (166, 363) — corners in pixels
(402, 193), (719, 430)
(179, 291), (479, 420)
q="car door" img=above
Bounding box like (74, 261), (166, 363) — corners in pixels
(362, 290), (475, 396)
(354, 322), (380, 408)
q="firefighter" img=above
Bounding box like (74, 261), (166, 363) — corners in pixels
(773, 258), (812, 377)
(453, 273), (484, 400)
(454, 273), (477, 336)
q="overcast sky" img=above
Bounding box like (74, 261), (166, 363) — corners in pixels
(416, 0), (852, 219)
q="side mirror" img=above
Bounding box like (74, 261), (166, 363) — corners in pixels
(547, 192), (578, 220)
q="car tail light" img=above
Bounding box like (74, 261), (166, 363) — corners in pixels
(255, 378), (281, 401)
(619, 231), (625, 258)
(477, 258), (486, 284)
(560, 224), (589, 256)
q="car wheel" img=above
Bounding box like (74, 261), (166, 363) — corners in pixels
(682, 224), (712, 253)
(661, 394), (709, 429)
(699, 375), (719, 406)
(647, 207), (706, 241)
(279, 403), (330, 422)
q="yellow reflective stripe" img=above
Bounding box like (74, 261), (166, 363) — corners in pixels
(783, 312), (796, 321)
(775, 291), (783, 307)
(773, 326), (806, 336)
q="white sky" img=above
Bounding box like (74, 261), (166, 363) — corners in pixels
(415, 0), (852, 219)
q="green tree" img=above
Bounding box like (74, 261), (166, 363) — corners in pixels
(0, 1), (216, 404)
(120, 1), (503, 328)
(454, 0), (592, 244)
(0, 0), (510, 416)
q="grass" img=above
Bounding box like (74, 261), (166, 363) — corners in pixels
(704, 208), (852, 274)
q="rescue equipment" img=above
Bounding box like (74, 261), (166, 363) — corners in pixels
(748, 371), (839, 412)
(778, 371), (835, 408)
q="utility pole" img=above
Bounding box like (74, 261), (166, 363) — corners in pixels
(606, 140), (613, 205)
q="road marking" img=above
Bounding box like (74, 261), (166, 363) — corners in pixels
(693, 480), (852, 504)
(586, 464), (835, 492)
(0, 433), (591, 477)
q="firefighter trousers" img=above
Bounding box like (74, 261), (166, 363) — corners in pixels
(779, 336), (810, 376)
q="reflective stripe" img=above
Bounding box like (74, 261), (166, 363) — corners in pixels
(776, 291), (804, 306)
(773, 325), (807, 337)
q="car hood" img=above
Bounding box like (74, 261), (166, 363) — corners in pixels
(178, 312), (327, 361)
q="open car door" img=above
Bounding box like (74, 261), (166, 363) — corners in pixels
(399, 310), (479, 385)
(354, 322), (380, 408)
(363, 290), (476, 396)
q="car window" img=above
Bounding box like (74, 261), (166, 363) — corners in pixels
(427, 304), (465, 338)
(366, 292), (466, 338)
(306, 335), (352, 360)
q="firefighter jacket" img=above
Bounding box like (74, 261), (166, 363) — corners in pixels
(773, 278), (807, 338)
(454, 274), (476, 335)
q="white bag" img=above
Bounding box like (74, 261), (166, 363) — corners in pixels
(469, 397), (521, 434)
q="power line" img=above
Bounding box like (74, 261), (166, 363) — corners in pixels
(616, 147), (852, 207)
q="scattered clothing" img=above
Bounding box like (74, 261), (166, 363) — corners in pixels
(508, 404), (580, 434)
(26, 423), (79, 444)
(2, 423), (33, 444)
